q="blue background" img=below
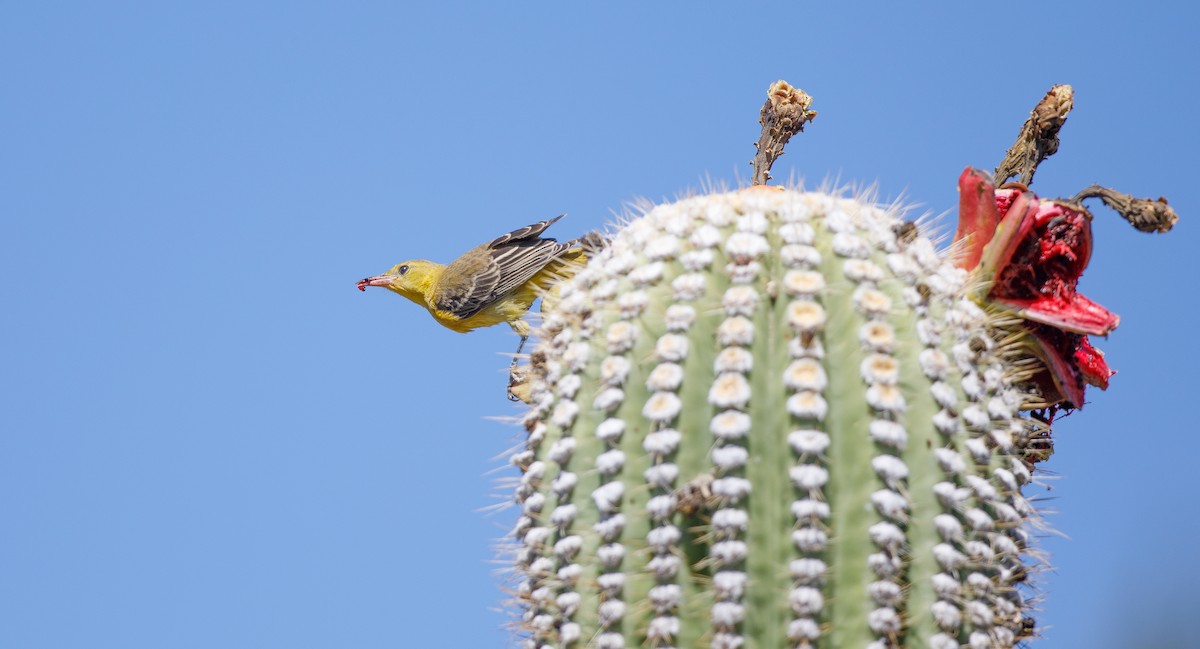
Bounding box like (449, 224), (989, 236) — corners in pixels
(2, 2), (1195, 647)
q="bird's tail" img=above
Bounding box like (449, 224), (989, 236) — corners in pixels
(572, 231), (610, 256)
(531, 230), (608, 308)
(541, 230), (608, 277)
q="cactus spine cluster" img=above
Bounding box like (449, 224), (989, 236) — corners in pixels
(508, 186), (1044, 649)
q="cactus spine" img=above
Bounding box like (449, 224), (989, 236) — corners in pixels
(509, 186), (1042, 649)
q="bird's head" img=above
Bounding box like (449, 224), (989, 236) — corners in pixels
(357, 260), (442, 303)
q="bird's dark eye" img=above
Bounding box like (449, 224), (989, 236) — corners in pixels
(398, 265), (409, 275)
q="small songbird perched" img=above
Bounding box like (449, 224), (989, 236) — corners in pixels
(358, 215), (598, 395)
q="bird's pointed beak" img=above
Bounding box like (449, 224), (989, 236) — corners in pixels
(357, 274), (395, 291)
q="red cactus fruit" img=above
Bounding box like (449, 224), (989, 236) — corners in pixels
(954, 167), (1117, 408)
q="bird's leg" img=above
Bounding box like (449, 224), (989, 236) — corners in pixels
(507, 334), (530, 402)
(510, 335), (528, 370)
(507, 321), (533, 402)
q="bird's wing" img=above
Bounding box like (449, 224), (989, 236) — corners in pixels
(433, 217), (571, 320)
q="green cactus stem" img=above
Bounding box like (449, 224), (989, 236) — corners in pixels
(508, 186), (1045, 649)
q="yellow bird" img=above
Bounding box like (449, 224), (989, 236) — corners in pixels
(357, 215), (594, 367)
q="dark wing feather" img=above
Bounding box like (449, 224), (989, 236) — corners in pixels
(434, 216), (571, 319)
(485, 214), (563, 250)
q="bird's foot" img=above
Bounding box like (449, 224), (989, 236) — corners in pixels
(507, 364), (531, 403)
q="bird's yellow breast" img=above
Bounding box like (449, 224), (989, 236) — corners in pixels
(429, 281), (539, 335)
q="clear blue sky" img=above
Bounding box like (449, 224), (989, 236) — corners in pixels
(2, 3), (1196, 648)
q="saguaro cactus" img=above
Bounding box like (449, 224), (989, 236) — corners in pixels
(504, 83), (1175, 649)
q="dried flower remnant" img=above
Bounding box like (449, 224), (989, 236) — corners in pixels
(751, 80), (818, 185)
(952, 168), (1175, 408)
